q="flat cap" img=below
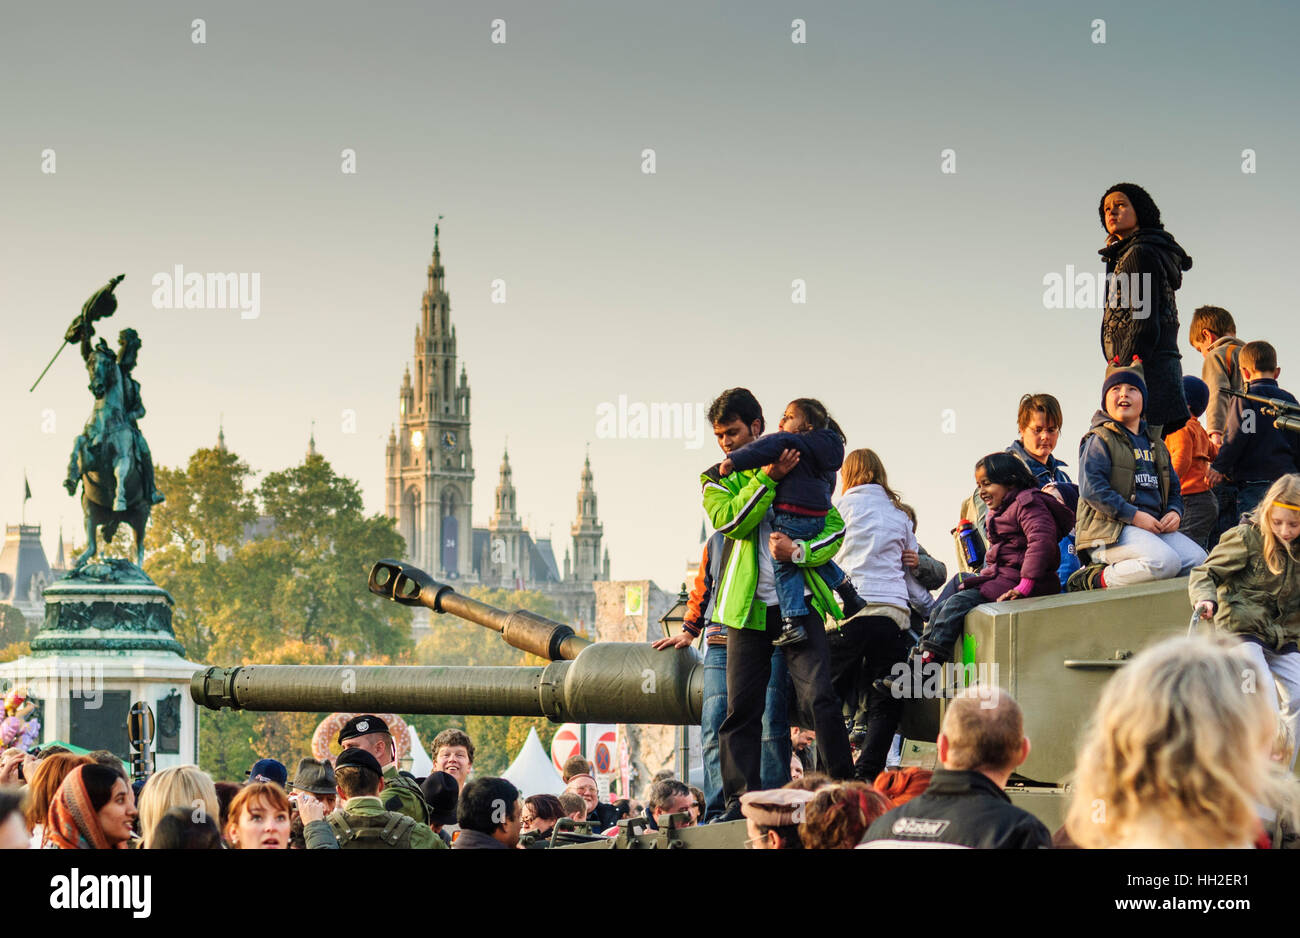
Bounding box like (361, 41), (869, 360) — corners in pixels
(740, 788), (816, 827)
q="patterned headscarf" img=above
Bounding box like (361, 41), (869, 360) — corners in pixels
(44, 764), (127, 850)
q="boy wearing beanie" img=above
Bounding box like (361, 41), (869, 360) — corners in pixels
(1165, 376), (1219, 550)
(1068, 357), (1207, 590)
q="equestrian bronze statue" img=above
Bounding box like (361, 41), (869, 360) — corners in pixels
(50, 276), (165, 568)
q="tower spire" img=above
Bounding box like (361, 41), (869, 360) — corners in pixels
(307, 419), (317, 457)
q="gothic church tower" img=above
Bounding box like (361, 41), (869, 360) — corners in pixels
(385, 226), (474, 578)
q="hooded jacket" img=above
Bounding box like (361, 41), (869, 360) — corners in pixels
(1099, 228), (1193, 433)
(963, 487), (1074, 600)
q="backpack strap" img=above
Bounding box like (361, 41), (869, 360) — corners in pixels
(328, 812), (356, 845)
(380, 812), (416, 847)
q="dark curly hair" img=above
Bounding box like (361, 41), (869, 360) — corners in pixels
(1098, 182), (1164, 231)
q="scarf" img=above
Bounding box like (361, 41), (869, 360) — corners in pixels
(44, 764), (126, 850)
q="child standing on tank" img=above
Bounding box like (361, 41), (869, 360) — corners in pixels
(720, 398), (865, 646)
(1190, 474), (1300, 768)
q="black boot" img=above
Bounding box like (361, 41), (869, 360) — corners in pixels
(772, 616), (807, 647)
(836, 581), (867, 619)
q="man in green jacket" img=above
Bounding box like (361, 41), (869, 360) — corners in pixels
(337, 714), (430, 825)
(702, 388), (853, 819)
(320, 748), (444, 849)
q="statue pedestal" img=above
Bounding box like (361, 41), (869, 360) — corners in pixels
(0, 559), (200, 768)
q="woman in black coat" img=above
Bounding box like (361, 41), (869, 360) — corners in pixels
(1098, 182), (1193, 437)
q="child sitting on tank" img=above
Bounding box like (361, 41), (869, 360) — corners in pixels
(1068, 357), (1207, 591)
(913, 452), (1074, 667)
(718, 397), (865, 646)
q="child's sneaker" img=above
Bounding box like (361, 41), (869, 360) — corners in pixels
(772, 616), (807, 647)
(1066, 563), (1107, 592)
(836, 581), (867, 619)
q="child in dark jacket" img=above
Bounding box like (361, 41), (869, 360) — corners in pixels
(915, 453), (1074, 664)
(1207, 341), (1300, 521)
(720, 398), (864, 646)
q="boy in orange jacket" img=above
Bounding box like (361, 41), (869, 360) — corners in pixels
(1166, 376), (1218, 550)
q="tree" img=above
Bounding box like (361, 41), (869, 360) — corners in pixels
(0, 604), (34, 663)
(144, 445), (412, 778)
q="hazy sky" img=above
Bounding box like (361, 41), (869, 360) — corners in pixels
(3, 1), (1298, 593)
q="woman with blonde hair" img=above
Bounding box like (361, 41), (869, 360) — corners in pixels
(1065, 633), (1297, 848)
(136, 765), (220, 847)
(824, 448), (932, 783)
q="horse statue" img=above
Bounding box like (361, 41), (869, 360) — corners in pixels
(49, 277), (164, 569)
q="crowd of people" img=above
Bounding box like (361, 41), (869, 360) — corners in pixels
(654, 181), (1300, 843)
(1, 182), (1298, 850)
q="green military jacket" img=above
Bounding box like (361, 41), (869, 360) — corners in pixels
(382, 765), (430, 824)
(1189, 523), (1300, 652)
(328, 796), (444, 849)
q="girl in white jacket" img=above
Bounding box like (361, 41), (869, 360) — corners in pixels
(826, 449), (933, 782)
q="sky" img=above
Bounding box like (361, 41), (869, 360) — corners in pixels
(2, 0), (1298, 592)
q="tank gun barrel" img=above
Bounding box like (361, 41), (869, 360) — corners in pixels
(368, 559), (592, 661)
(191, 640), (702, 724)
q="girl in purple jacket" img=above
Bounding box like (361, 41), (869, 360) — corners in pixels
(916, 453), (1075, 664)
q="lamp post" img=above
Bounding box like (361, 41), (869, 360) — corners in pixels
(659, 584), (694, 782)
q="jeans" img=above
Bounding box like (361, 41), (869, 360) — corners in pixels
(1179, 490), (1219, 550)
(1239, 641), (1300, 771)
(772, 511), (845, 619)
(1236, 481), (1274, 522)
(720, 607), (853, 805)
(920, 587), (990, 660)
(1209, 481), (1238, 549)
(826, 615), (910, 782)
(701, 641), (790, 822)
(1090, 525), (1207, 588)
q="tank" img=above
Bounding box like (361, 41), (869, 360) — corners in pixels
(191, 560), (702, 725)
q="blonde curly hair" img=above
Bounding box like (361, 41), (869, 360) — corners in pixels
(1065, 634), (1297, 848)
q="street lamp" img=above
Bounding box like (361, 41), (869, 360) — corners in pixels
(658, 584), (694, 783)
(658, 584), (691, 640)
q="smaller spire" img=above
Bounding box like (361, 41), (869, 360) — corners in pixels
(217, 414), (227, 453)
(56, 524), (66, 569)
(308, 419), (317, 457)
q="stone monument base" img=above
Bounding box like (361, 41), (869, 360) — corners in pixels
(0, 559), (200, 768)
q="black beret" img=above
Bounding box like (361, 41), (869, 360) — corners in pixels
(337, 714), (390, 745)
(334, 747), (384, 778)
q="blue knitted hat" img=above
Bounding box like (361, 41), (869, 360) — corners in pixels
(1101, 356), (1148, 412)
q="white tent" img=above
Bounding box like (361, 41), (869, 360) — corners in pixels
(408, 725), (432, 777)
(501, 727), (566, 796)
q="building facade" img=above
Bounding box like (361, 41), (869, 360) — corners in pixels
(385, 230), (609, 631)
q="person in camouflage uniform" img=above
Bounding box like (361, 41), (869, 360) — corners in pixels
(337, 715), (430, 825)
